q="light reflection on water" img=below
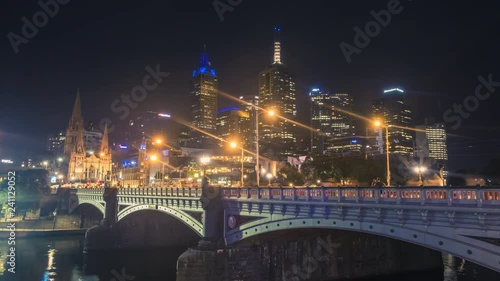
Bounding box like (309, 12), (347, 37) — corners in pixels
(0, 235), (498, 281)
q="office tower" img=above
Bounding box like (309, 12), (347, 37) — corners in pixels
(372, 88), (413, 156)
(416, 121), (448, 171)
(258, 27), (297, 158)
(217, 106), (252, 149)
(239, 95), (259, 150)
(190, 46), (219, 148)
(47, 132), (66, 155)
(310, 88), (357, 155)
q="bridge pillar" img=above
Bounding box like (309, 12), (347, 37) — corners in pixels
(84, 187), (118, 253)
(198, 176), (223, 249)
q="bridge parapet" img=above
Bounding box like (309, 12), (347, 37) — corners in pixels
(117, 187), (202, 198)
(223, 187), (500, 207)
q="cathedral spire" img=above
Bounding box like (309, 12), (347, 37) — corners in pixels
(273, 27), (282, 65)
(64, 89), (85, 155)
(100, 123), (109, 155)
(70, 88), (83, 125)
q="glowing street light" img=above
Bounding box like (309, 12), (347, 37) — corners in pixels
(150, 155), (158, 161)
(266, 173), (273, 186)
(414, 166), (427, 185)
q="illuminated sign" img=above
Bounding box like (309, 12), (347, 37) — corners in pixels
(1, 159), (13, 164)
(119, 144), (128, 149)
(383, 88), (404, 94)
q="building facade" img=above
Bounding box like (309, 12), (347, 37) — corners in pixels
(217, 106), (251, 149)
(416, 122), (448, 178)
(310, 88), (356, 155)
(258, 28), (297, 158)
(190, 47), (219, 148)
(47, 132), (65, 155)
(64, 91), (112, 183)
(372, 88), (413, 156)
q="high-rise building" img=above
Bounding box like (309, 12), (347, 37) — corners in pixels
(416, 121), (448, 182)
(217, 106), (251, 148)
(258, 27), (297, 158)
(190, 46), (218, 148)
(47, 132), (66, 155)
(310, 88), (356, 155)
(372, 88), (413, 156)
(239, 95), (259, 150)
(416, 122), (448, 161)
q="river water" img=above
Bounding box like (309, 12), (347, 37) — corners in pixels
(0, 235), (498, 281)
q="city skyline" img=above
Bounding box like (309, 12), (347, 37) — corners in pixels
(1, 1), (499, 172)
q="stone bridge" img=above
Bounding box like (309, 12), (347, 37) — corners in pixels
(70, 185), (500, 272)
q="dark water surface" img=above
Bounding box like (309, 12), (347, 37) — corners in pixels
(0, 235), (498, 281)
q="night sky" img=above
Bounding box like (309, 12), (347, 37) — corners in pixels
(0, 0), (499, 171)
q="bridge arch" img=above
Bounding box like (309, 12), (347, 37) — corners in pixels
(117, 205), (203, 237)
(69, 200), (105, 216)
(225, 216), (500, 273)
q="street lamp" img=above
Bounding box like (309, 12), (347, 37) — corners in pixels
(200, 156), (211, 179)
(230, 141), (244, 187)
(255, 108), (275, 187)
(266, 173), (272, 186)
(414, 166), (427, 185)
(374, 120), (391, 186)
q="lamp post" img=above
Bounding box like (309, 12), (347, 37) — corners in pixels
(414, 166), (427, 185)
(255, 108), (275, 187)
(230, 141), (244, 187)
(266, 173), (272, 186)
(374, 120), (391, 186)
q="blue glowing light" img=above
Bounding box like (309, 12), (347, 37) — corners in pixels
(351, 139), (358, 144)
(211, 69), (216, 76)
(140, 144), (146, 150)
(119, 144), (128, 149)
(217, 106), (240, 114)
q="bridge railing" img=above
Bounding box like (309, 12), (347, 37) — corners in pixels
(116, 187), (203, 198)
(222, 187), (500, 207)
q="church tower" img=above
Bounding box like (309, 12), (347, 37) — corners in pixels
(64, 89), (85, 155)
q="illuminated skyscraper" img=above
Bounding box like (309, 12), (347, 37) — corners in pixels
(416, 123), (448, 161)
(258, 27), (297, 158)
(190, 46), (218, 148)
(372, 88), (413, 156)
(216, 106), (251, 148)
(310, 88), (356, 155)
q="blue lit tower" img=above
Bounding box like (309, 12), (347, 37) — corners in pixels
(190, 46), (219, 148)
(258, 27), (297, 158)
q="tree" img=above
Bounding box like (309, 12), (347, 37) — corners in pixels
(278, 163), (305, 186)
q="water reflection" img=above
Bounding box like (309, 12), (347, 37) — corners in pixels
(0, 236), (499, 281)
(41, 248), (57, 281)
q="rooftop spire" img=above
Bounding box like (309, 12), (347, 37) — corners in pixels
(70, 89), (82, 123)
(200, 44), (210, 67)
(273, 26), (282, 65)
